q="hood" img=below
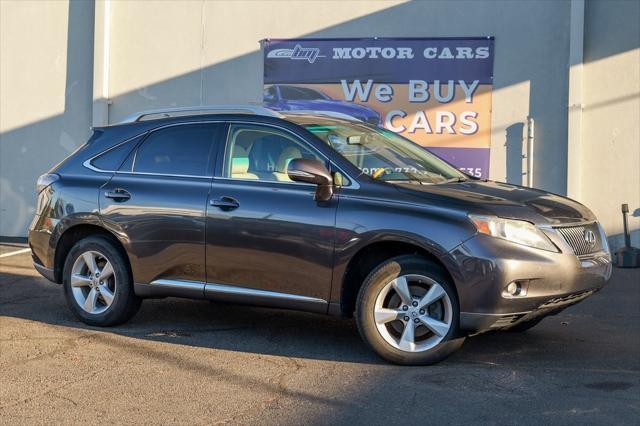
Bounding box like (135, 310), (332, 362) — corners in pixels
(284, 99), (379, 118)
(393, 180), (596, 225)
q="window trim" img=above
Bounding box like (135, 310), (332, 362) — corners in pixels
(83, 133), (147, 173)
(83, 119), (358, 188)
(84, 122), (224, 179)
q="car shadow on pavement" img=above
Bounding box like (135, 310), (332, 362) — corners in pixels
(3, 267), (633, 368)
(2, 262), (640, 425)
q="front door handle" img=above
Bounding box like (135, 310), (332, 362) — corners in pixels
(210, 196), (239, 211)
(104, 189), (131, 202)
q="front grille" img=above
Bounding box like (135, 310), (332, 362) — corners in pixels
(555, 222), (602, 256)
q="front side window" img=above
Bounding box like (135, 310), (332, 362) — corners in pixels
(223, 124), (325, 183)
(289, 117), (467, 184)
(132, 124), (218, 176)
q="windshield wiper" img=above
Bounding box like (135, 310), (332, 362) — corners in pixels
(439, 176), (468, 184)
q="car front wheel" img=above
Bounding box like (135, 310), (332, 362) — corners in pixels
(356, 255), (465, 365)
(62, 236), (141, 326)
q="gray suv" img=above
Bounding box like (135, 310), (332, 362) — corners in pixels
(29, 105), (612, 365)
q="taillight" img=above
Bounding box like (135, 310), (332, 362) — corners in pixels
(36, 173), (59, 193)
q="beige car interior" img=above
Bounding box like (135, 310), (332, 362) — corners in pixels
(227, 128), (316, 182)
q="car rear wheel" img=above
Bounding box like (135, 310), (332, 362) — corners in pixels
(63, 236), (141, 326)
(356, 255), (465, 365)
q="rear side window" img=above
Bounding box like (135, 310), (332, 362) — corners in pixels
(133, 124), (219, 176)
(91, 137), (140, 171)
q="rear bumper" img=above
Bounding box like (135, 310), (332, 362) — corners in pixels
(28, 213), (58, 283)
(451, 233), (612, 333)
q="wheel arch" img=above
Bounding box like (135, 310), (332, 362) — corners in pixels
(53, 223), (131, 284)
(338, 238), (460, 318)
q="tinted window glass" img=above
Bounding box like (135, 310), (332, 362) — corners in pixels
(290, 116), (466, 184)
(224, 124), (325, 183)
(278, 86), (326, 101)
(91, 137), (140, 171)
(264, 86), (277, 99)
(133, 124), (217, 176)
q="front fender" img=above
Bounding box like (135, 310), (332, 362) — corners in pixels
(329, 192), (476, 304)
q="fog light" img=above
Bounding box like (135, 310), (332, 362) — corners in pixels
(507, 282), (523, 297)
(503, 280), (530, 298)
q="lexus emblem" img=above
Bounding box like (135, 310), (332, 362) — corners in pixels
(583, 229), (597, 248)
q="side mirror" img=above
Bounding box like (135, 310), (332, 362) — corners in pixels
(287, 158), (334, 201)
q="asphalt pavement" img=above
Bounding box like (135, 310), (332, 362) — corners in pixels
(1, 243), (639, 425)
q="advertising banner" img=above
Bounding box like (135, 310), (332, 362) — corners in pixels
(263, 37), (495, 178)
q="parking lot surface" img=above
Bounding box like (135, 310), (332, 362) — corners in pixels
(1, 243), (639, 425)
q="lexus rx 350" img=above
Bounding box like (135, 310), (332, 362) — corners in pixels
(28, 106), (612, 365)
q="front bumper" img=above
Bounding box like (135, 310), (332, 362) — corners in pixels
(33, 261), (56, 282)
(451, 232), (612, 333)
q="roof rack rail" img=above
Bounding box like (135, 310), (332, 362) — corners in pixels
(120, 105), (283, 123)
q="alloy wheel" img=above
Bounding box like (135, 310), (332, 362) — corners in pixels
(70, 250), (117, 314)
(373, 274), (452, 352)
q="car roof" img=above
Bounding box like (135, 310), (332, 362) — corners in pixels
(95, 106), (359, 133)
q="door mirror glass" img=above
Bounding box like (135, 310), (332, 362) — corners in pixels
(287, 158), (333, 201)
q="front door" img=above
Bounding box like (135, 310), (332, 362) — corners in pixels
(100, 123), (224, 296)
(205, 123), (338, 308)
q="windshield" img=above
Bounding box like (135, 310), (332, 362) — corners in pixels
(279, 86), (328, 101)
(292, 117), (467, 184)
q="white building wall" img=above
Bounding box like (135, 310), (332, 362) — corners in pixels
(107, 0), (573, 197)
(0, 0), (638, 251)
(581, 0), (640, 247)
(0, 0), (94, 237)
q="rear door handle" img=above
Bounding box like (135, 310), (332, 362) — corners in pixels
(104, 189), (131, 202)
(210, 196), (239, 210)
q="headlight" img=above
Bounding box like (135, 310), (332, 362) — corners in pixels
(468, 214), (558, 252)
(597, 222), (610, 254)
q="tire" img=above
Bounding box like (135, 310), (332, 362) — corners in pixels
(356, 255), (465, 365)
(62, 235), (141, 326)
(505, 317), (544, 332)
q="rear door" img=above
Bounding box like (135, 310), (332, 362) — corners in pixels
(100, 122), (225, 295)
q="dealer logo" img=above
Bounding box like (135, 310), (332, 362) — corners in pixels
(266, 44), (324, 64)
